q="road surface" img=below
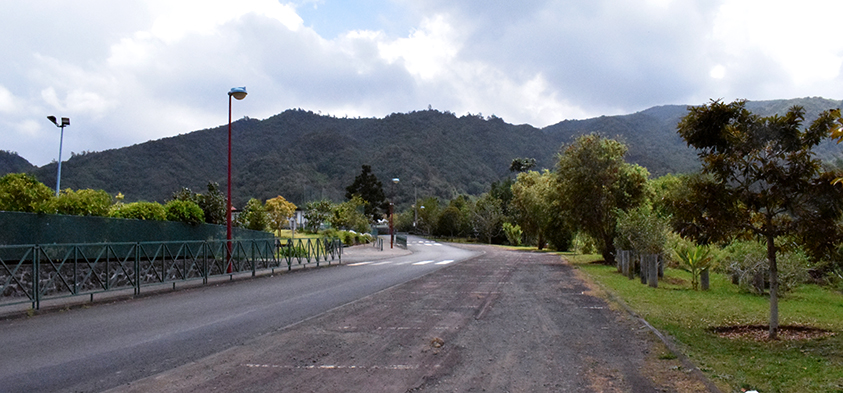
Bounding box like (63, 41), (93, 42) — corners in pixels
(0, 236), (476, 393)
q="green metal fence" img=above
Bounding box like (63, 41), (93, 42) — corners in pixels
(396, 234), (408, 249)
(0, 237), (342, 310)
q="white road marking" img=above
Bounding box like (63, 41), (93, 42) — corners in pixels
(347, 262), (372, 266)
(371, 261), (393, 265)
(435, 260), (454, 265)
(412, 260), (435, 265)
(244, 363), (418, 370)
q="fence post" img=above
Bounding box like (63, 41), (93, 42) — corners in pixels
(202, 241), (208, 284)
(73, 245), (79, 295)
(33, 245), (40, 310)
(617, 251), (623, 273)
(648, 255), (658, 288)
(640, 255), (647, 284)
(701, 269), (710, 290)
(135, 242), (141, 295)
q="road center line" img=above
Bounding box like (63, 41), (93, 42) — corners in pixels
(412, 260), (435, 265)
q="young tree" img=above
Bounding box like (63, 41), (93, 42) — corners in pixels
(236, 198), (269, 231)
(303, 199), (333, 232)
(330, 195), (369, 233)
(511, 170), (555, 249)
(473, 193), (504, 244)
(199, 182), (227, 225)
(676, 99), (843, 339)
(436, 206), (462, 237)
(554, 134), (649, 264)
(415, 196), (441, 236)
(345, 164), (387, 223)
(265, 195), (297, 234)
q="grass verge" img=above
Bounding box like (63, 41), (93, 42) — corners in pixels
(564, 253), (843, 393)
(274, 230), (322, 239)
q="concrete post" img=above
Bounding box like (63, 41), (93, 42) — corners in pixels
(648, 255), (658, 288)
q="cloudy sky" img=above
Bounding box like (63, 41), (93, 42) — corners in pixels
(2, 0), (843, 166)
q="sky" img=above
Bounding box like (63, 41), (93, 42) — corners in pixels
(2, 0), (843, 166)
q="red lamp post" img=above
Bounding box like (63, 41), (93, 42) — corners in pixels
(227, 87), (247, 273)
(389, 177), (399, 248)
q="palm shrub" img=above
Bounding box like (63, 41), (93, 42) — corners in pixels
(674, 243), (715, 290)
(502, 222), (523, 246)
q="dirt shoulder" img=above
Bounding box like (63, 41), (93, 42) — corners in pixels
(108, 245), (712, 393)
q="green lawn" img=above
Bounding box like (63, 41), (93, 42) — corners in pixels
(564, 253), (843, 393)
(274, 229), (322, 239)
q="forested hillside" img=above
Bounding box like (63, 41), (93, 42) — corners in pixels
(15, 97), (843, 208)
(0, 151), (34, 175)
(29, 109), (556, 206)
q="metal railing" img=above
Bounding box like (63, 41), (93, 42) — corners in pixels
(0, 237), (342, 310)
(372, 237), (384, 251)
(396, 234), (408, 249)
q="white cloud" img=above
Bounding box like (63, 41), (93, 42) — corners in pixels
(0, 85), (20, 114)
(378, 15), (460, 80)
(710, 0), (843, 94)
(2, 0), (843, 166)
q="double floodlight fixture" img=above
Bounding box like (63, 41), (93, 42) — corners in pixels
(47, 115), (71, 196)
(47, 116), (70, 127)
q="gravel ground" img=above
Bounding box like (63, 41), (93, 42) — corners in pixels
(107, 244), (713, 393)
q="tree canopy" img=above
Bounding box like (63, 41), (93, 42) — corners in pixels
(554, 134), (649, 264)
(345, 165), (387, 223)
(675, 99), (843, 339)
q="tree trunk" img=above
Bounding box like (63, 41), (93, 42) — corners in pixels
(767, 228), (779, 340)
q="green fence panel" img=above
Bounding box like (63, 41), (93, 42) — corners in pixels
(0, 237), (341, 310)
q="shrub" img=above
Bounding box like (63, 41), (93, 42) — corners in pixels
(0, 173), (54, 213)
(236, 198), (269, 231)
(279, 244), (308, 258)
(43, 188), (112, 216)
(164, 199), (205, 225)
(720, 240), (811, 294)
(502, 222), (523, 246)
(323, 228), (372, 246)
(109, 201), (166, 221)
(572, 232), (598, 255)
(614, 205), (669, 257)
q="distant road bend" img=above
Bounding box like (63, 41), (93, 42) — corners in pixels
(0, 236), (477, 393)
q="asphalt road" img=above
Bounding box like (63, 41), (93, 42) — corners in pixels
(0, 236), (477, 393)
(102, 243), (713, 393)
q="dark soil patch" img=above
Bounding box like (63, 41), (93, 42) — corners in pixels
(710, 325), (836, 341)
(662, 276), (688, 286)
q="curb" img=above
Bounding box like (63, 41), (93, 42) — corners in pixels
(581, 269), (724, 393)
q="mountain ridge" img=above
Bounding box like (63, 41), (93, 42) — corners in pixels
(8, 97), (842, 207)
